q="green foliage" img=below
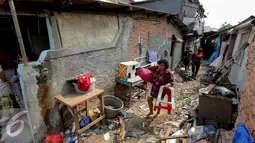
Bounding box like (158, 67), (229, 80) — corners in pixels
(219, 22), (233, 31)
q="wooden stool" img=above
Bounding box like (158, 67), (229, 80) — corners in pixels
(55, 89), (105, 143)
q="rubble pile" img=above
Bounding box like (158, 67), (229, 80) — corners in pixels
(173, 82), (200, 121)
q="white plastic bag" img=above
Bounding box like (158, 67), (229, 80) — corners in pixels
(212, 86), (235, 97)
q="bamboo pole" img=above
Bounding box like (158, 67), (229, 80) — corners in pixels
(8, 0), (27, 60)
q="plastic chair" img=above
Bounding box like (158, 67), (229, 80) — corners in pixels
(154, 86), (175, 114)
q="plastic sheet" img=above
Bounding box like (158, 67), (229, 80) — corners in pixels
(136, 68), (152, 82)
(188, 125), (216, 143)
(208, 36), (221, 70)
(233, 122), (255, 143)
(212, 86), (235, 97)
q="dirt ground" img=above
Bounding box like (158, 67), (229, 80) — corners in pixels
(82, 62), (208, 143)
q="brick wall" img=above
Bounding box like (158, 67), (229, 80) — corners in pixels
(235, 39), (255, 139)
(129, 18), (182, 58)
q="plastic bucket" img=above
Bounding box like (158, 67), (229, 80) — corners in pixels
(73, 78), (96, 94)
(104, 95), (124, 119)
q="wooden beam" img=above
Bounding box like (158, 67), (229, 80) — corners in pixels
(161, 135), (188, 140)
(78, 115), (105, 134)
(8, 0), (27, 59)
(161, 128), (171, 143)
(0, 8), (48, 16)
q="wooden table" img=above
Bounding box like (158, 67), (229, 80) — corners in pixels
(55, 89), (105, 143)
(116, 76), (148, 108)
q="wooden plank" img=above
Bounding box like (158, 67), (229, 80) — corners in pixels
(86, 101), (89, 116)
(99, 94), (105, 125)
(200, 84), (216, 95)
(129, 87), (134, 108)
(55, 89), (104, 108)
(78, 115), (105, 134)
(161, 128), (171, 143)
(73, 108), (81, 143)
(161, 135), (188, 140)
(67, 107), (74, 116)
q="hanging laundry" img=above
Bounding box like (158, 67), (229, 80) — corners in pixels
(146, 50), (158, 63)
(77, 73), (91, 92)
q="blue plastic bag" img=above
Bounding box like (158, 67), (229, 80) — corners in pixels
(79, 117), (94, 129)
(233, 122), (255, 143)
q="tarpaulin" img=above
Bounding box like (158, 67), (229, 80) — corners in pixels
(208, 36), (221, 70)
(233, 122), (255, 143)
(209, 42), (227, 70)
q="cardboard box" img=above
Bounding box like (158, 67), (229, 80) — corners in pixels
(117, 61), (140, 80)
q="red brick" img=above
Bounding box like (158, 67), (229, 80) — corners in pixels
(247, 64), (254, 70)
(250, 71), (255, 78)
(129, 18), (182, 58)
(250, 94), (255, 102)
(234, 48), (255, 138)
(252, 131), (255, 139)
(245, 120), (253, 134)
(252, 41), (255, 47)
(243, 112), (248, 123)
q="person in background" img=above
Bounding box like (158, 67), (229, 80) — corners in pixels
(192, 48), (204, 79)
(183, 47), (193, 70)
(147, 59), (174, 117)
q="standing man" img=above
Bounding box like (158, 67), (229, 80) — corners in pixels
(183, 47), (193, 70)
(192, 48), (204, 79)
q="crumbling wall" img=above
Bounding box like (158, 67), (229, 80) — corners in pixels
(18, 65), (47, 142)
(41, 13), (133, 131)
(235, 39), (255, 139)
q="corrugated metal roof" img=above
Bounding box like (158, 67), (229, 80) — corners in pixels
(9, 0), (188, 32)
(67, 0), (189, 32)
